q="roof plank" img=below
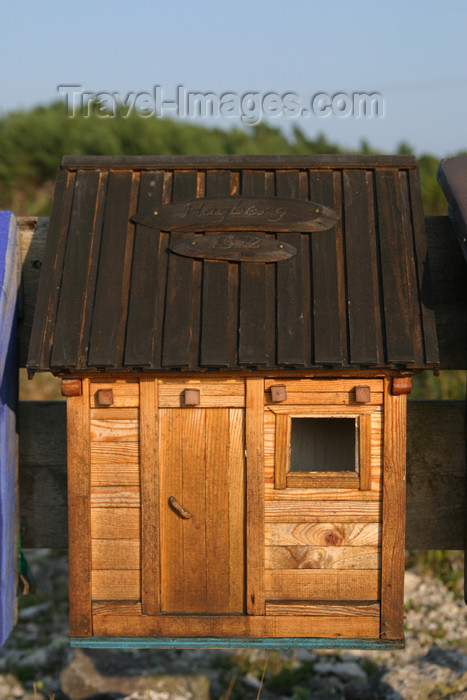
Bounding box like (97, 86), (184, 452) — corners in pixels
(343, 170), (379, 364)
(309, 170), (343, 365)
(50, 170), (105, 368)
(201, 171), (232, 367)
(375, 170), (414, 364)
(88, 171), (136, 367)
(238, 171), (268, 365)
(275, 170), (305, 366)
(27, 167), (76, 369)
(162, 170), (198, 367)
(124, 172), (165, 367)
(409, 169), (440, 366)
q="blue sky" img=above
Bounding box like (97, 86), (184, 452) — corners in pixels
(1, 0), (466, 156)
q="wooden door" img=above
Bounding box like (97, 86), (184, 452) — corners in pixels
(159, 407), (245, 613)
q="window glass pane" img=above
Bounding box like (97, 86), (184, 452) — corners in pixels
(289, 417), (357, 472)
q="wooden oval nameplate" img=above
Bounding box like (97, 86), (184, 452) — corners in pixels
(132, 196), (339, 232)
(170, 233), (297, 263)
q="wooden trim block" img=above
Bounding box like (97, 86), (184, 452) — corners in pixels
(61, 379), (82, 397)
(246, 378), (265, 615)
(271, 385), (287, 402)
(183, 388), (200, 406)
(355, 385), (371, 403)
(67, 378), (92, 636)
(392, 377), (412, 396)
(140, 378), (159, 615)
(95, 389), (114, 406)
(381, 379), (406, 639)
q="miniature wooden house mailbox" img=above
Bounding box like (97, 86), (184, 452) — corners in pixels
(28, 155), (439, 649)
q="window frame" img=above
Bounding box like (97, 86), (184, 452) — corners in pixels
(273, 409), (372, 490)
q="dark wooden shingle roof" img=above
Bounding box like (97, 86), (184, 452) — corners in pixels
(28, 155), (439, 373)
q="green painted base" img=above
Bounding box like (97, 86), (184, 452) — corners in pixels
(71, 637), (404, 650)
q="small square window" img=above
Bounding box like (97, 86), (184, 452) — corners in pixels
(290, 417), (357, 473)
(274, 411), (372, 491)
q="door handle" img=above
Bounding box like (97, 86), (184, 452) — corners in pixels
(168, 495), (192, 519)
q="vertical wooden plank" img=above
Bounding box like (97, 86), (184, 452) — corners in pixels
(408, 168), (439, 365)
(308, 170), (343, 364)
(201, 263), (230, 367)
(298, 170), (313, 368)
(88, 171), (137, 367)
(125, 172), (166, 367)
(205, 409), (230, 612)
(162, 171), (198, 367)
(359, 414), (372, 491)
(274, 414), (290, 490)
(160, 409), (184, 611)
(398, 171), (424, 365)
(239, 265), (267, 364)
(343, 170), (379, 364)
(246, 378), (265, 614)
(239, 171), (267, 365)
(50, 170), (104, 368)
(181, 409), (207, 612)
(0, 212), (19, 648)
(151, 173), (172, 369)
(188, 172), (204, 369)
(27, 168), (76, 369)
(140, 378), (159, 615)
(201, 171), (232, 367)
(275, 171), (305, 365)
(381, 379), (406, 639)
(68, 379), (92, 636)
(229, 407), (245, 612)
(375, 170), (414, 363)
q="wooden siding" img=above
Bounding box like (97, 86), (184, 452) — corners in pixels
(264, 381), (384, 609)
(28, 156), (439, 373)
(89, 381), (141, 612)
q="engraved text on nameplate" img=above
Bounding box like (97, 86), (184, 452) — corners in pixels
(132, 196), (339, 232)
(170, 233), (297, 262)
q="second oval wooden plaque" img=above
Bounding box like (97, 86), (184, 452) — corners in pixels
(170, 233), (297, 262)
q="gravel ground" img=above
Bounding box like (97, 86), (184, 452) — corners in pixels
(0, 550), (465, 699)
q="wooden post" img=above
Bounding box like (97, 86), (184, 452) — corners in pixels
(381, 379), (407, 640)
(0, 212), (20, 649)
(67, 379), (92, 636)
(245, 377), (265, 615)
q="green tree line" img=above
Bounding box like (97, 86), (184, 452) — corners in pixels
(0, 100), (459, 216)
